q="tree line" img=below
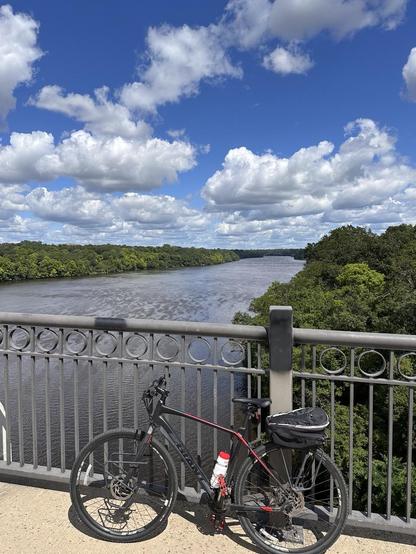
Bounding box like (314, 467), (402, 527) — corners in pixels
(234, 224), (416, 518)
(233, 248), (305, 260)
(0, 242), (239, 281)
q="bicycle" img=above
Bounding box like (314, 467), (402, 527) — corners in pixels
(70, 376), (348, 553)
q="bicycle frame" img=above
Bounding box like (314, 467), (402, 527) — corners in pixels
(143, 395), (282, 512)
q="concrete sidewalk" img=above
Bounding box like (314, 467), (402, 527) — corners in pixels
(0, 482), (413, 553)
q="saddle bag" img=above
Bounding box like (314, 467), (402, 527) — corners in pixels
(266, 407), (329, 449)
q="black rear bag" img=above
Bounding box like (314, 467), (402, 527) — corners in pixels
(266, 407), (329, 449)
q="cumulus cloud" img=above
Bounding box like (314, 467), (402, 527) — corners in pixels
(0, 4), (42, 127)
(26, 186), (110, 226)
(23, 185), (210, 241)
(402, 47), (416, 101)
(263, 45), (313, 75)
(226, 0), (407, 47)
(113, 193), (208, 230)
(31, 85), (152, 139)
(202, 118), (416, 241)
(0, 130), (196, 192)
(120, 24), (242, 112)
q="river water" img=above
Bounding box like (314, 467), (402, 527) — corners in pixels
(0, 256), (304, 322)
(0, 256), (304, 478)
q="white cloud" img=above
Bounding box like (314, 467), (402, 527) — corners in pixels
(402, 47), (416, 101)
(0, 4), (42, 127)
(120, 24), (242, 112)
(31, 85), (152, 139)
(113, 193), (208, 230)
(263, 45), (313, 75)
(26, 186), (110, 226)
(226, 0), (407, 46)
(202, 119), (416, 241)
(0, 130), (196, 192)
(0, 184), (27, 220)
(20, 185), (211, 243)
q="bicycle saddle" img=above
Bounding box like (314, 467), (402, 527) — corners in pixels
(232, 398), (271, 409)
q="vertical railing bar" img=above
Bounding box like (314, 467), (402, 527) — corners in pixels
(312, 345), (317, 407)
(59, 358), (65, 472)
(17, 354), (24, 466)
(180, 367), (186, 489)
(367, 383), (374, 517)
(329, 380), (335, 512)
(3, 350), (11, 465)
(133, 362), (139, 430)
(213, 337), (218, 459)
(118, 361), (123, 430)
(256, 342), (262, 438)
(103, 361), (108, 433)
(87, 359), (93, 466)
(45, 356), (51, 471)
(74, 358), (80, 458)
(301, 345), (305, 408)
(247, 341), (252, 399)
(196, 366), (202, 494)
(230, 371), (235, 429)
(180, 335), (186, 490)
(31, 353), (38, 470)
(213, 368), (218, 458)
(386, 351), (394, 520)
(118, 359), (123, 462)
(406, 387), (414, 523)
(348, 349), (355, 515)
(2, 326), (11, 465)
(58, 328), (65, 473)
(86, 330), (94, 471)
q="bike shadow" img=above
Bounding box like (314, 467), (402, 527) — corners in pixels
(173, 500), (262, 553)
(67, 499), (261, 551)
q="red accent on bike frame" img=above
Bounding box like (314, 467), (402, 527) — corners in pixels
(260, 506), (273, 512)
(182, 412), (278, 483)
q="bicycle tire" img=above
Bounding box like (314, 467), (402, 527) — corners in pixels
(70, 429), (178, 542)
(234, 443), (348, 554)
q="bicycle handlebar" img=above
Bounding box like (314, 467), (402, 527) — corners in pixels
(144, 376), (168, 399)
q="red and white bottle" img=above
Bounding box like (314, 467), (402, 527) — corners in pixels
(210, 451), (230, 488)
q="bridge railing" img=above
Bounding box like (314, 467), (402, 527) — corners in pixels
(0, 311), (268, 495)
(0, 307), (415, 535)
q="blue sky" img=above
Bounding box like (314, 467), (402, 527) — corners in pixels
(1, 0), (416, 247)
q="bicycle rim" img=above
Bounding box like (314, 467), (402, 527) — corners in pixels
(236, 446), (347, 553)
(70, 430), (177, 541)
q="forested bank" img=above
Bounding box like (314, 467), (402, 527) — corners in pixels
(0, 242), (239, 281)
(234, 224), (416, 518)
(234, 248), (305, 260)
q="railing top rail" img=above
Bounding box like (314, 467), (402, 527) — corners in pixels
(294, 327), (416, 351)
(0, 311), (268, 340)
(1, 311), (416, 349)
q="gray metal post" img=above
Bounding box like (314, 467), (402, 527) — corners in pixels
(269, 306), (293, 412)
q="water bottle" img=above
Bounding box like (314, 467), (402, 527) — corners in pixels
(210, 451), (230, 488)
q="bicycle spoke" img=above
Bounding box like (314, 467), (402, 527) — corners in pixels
(71, 431), (177, 540)
(237, 446), (347, 553)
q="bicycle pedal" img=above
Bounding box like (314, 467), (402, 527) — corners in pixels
(209, 512), (225, 533)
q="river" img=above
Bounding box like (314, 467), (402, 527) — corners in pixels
(0, 256), (304, 477)
(0, 256), (304, 322)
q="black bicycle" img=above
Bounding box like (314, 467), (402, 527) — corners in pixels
(70, 376), (347, 553)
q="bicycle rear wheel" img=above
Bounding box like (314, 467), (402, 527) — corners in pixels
(235, 443), (347, 554)
(70, 429), (178, 542)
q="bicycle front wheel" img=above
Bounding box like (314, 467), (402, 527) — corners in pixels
(235, 443), (347, 554)
(70, 429), (178, 542)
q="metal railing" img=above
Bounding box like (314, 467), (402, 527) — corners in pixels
(0, 307), (415, 536)
(292, 324), (416, 535)
(0, 311), (267, 496)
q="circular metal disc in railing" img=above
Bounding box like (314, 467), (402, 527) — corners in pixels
(319, 347), (347, 375)
(357, 349), (386, 378)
